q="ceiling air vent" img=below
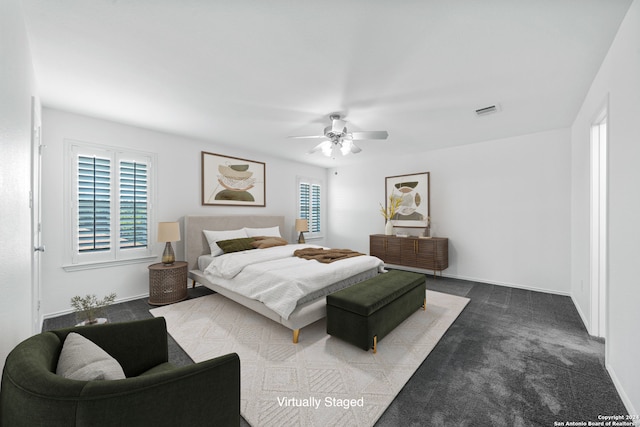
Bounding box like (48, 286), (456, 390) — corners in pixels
(475, 104), (500, 117)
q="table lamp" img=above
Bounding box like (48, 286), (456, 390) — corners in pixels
(158, 222), (181, 265)
(295, 219), (309, 244)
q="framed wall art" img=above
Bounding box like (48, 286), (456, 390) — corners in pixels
(201, 151), (266, 206)
(385, 172), (430, 227)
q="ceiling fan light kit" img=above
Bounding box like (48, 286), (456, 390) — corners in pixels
(326, 115), (347, 138)
(290, 114), (389, 157)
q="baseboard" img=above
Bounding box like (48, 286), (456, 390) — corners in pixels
(383, 264), (571, 297)
(606, 361), (639, 424)
(42, 293), (149, 320)
(448, 273), (571, 296)
(570, 294), (592, 335)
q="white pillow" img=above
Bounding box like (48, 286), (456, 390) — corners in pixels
(244, 226), (281, 238)
(203, 228), (249, 256)
(56, 332), (126, 381)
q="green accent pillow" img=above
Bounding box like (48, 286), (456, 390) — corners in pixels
(216, 237), (257, 254)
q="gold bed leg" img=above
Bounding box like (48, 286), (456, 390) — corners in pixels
(423, 297), (427, 311)
(292, 329), (300, 344)
(372, 335), (377, 354)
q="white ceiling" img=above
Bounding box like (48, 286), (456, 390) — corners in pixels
(21, 0), (632, 168)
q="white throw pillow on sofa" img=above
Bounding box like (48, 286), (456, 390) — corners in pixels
(56, 332), (126, 381)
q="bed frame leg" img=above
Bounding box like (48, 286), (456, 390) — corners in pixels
(423, 297), (426, 311)
(292, 329), (300, 344)
(372, 335), (377, 354)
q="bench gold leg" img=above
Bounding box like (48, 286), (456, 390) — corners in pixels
(423, 297), (426, 311)
(372, 335), (377, 354)
(292, 329), (300, 344)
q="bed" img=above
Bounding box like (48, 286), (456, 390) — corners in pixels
(184, 215), (383, 343)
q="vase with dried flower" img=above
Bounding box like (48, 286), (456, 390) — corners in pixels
(422, 216), (432, 238)
(379, 195), (402, 235)
(70, 293), (117, 326)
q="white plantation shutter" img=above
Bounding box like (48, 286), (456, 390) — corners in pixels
(119, 160), (148, 249)
(299, 182), (310, 221)
(309, 183), (321, 233)
(77, 156), (111, 252)
(298, 178), (322, 236)
(66, 141), (155, 268)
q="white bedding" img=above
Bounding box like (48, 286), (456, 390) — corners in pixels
(203, 244), (384, 319)
(198, 254), (216, 272)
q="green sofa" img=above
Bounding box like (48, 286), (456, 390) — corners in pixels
(0, 317), (240, 427)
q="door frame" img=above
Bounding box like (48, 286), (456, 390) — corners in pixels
(30, 96), (42, 333)
(589, 97), (608, 339)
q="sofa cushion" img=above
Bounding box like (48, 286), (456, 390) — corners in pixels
(56, 332), (126, 381)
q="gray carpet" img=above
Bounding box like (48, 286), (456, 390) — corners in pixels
(44, 277), (628, 426)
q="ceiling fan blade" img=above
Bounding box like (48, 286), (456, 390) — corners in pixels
(350, 142), (362, 154)
(349, 130), (389, 140)
(289, 135), (327, 139)
(307, 141), (330, 154)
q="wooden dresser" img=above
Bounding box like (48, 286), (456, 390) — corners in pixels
(369, 234), (449, 277)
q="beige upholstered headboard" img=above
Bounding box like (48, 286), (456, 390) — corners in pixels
(184, 215), (286, 270)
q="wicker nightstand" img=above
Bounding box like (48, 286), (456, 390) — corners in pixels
(148, 261), (188, 305)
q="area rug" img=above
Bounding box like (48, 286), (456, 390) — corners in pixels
(150, 290), (469, 427)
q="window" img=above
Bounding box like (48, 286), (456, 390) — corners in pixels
(65, 141), (156, 269)
(297, 176), (322, 238)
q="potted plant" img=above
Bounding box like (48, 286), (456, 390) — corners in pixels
(70, 293), (117, 325)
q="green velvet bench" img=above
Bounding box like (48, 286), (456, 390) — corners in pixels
(326, 270), (426, 353)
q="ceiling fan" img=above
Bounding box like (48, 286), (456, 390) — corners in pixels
(289, 114), (389, 157)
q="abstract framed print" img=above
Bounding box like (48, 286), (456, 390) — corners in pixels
(201, 151), (265, 206)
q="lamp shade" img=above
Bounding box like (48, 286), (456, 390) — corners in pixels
(295, 219), (309, 232)
(157, 222), (181, 242)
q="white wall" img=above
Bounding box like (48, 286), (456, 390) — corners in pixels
(40, 108), (326, 316)
(46, 110), (575, 317)
(327, 128), (572, 294)
(0, 0), (38, 367)
(571, 0), (640, 415)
